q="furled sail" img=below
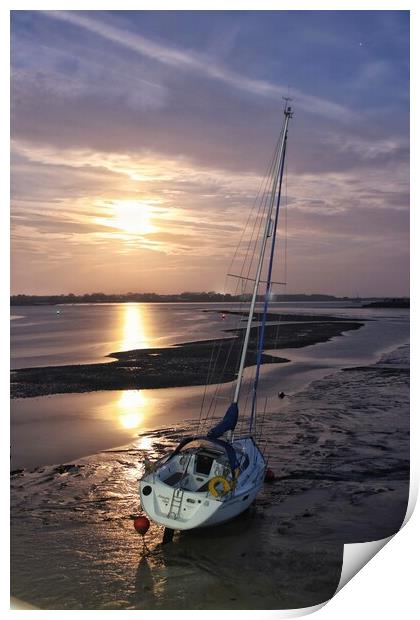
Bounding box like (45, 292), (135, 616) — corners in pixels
(207, 403), (238, 439)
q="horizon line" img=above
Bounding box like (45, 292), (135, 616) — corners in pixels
(10, 292), (409, 299)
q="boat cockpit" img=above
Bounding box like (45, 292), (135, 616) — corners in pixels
(156, 436), (249, 493)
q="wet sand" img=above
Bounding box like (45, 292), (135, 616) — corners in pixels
(11, 314), (363, 398)
(10, 346), (409, 610)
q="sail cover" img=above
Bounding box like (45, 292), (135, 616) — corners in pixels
(167, 435), (238, 471)
(207, 403), (238, 439)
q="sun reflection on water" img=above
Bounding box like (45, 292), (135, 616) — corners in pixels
(135, 434), (154, 452)
(117, 390), (146, 430)
(120, 304), (150, 351)
(114, 306), (154, 433)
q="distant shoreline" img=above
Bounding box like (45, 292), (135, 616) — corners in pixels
(362, 299), (410, 308)
(11, 313), (364, 398)
(11, 292), (403, 306)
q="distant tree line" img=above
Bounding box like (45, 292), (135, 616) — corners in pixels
(9, 291), (375, 306)
(362, 298), (410, 308)
(11, 291), (246, 305)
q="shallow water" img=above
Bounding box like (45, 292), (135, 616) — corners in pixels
(10, 301), (408, 369)
(11, 305), (409, 470)
(11, 302), (239, 368)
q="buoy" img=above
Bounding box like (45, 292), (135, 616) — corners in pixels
(278, 391), (285, 399)
(264, 468), (276, 483)
(133, 515), (150, 535)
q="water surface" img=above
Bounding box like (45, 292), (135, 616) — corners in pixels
(11, 303), (409, 470)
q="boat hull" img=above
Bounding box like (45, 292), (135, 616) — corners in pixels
(139, 436), (266, 530)
(139, 476), (264, 530)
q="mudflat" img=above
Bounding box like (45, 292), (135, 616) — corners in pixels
(10, 346), (409, 610)
(11, 313), (363, 398)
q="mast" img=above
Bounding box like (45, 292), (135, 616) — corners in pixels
(231, 102), (293, 427)
(249, 123), (288, 432)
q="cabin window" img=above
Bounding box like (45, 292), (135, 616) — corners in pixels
(195, 452), (214, 476)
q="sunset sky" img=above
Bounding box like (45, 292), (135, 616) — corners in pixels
(11, 10), (409, 297)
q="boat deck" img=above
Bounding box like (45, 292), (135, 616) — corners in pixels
(163, 470), (210, 492)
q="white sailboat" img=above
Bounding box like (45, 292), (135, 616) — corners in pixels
(139, 102), (293, 533)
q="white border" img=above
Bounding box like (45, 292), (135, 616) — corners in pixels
(4, 1), (417, 617)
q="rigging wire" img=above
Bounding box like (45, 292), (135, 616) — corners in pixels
(271, 151), (289, 356)
(195, 133), (284, 433)
(285, 159), (288, 289)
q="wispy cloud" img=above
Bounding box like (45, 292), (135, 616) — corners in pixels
(11, 140), (263, 196)
(11, 31), (168, 113)
(43, 10), (355, 123)
(324, 133), (409, 161)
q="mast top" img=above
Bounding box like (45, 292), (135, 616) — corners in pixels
(282, 96), (294, 118)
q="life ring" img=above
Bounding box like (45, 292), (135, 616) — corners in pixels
(208, 476), (231, 497)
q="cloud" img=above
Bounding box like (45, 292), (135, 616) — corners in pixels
(11, 34), (168, 113)
(11, 139), (264, 199)
(12, 136), (409, 280)
(324, 133), (409, 162)
(11, 140), (261, 270)
(43, 10), (356, 123)
(10, 11), (409, 296)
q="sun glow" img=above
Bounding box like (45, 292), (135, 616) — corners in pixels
(112, 200), (156, 235)
(93, 199), (157, 236)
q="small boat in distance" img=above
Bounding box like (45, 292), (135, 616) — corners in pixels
(139, 101), (293, 534)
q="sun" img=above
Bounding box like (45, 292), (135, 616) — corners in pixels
(112, 200), (155, 235)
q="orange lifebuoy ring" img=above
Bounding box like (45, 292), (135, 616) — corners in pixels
(208, 476), (231, 497)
